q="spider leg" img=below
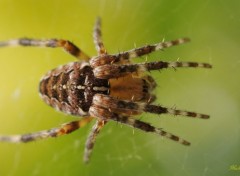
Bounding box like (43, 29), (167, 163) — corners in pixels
(0, 38), (90, 61)
(93, 94), (210, 119)
(93, 61), (212, 79)
(137, 94), (156, 104)
(90, 38), (190, 67)
(142, 75), (157, 91)
(89, 105), (190, 146)
(0, 117), (93, 143)
(84, 119), (107, 163)
(93, 17), (107, 55)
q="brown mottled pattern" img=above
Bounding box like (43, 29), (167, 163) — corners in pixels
(39, 62), (109, 116)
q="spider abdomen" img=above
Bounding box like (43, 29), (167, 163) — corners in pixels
(39, 62), (109, 116)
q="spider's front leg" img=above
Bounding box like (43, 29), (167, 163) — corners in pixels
(93, 17), (107, 55)
(89, 105), (190, 146)
(0, 117), (93, 143)
(90, 38), (190, 67)
(0, 38), (90, 61)
(93, 61), (212, 79)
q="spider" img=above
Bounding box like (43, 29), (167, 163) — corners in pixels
(0, 17), (211, 163)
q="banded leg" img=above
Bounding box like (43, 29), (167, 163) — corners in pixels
(0, 38), (90, 61)
(0, 117), (93, 143)
(142, 75), (157, 90)
(93, 61), (212, 79)
(90, 38), (190, 67)
(84, 119), (106, 163)
(93, 94), (210, 119)
(138, 94), (156, 104)
(93, 17), (107, 55)
(89, 105), (190, 145)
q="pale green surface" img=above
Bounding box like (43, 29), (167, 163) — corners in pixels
(0, 0), (239, 176)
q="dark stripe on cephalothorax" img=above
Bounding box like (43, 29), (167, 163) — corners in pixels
(67, 65), (86, 112)
(68, 64), (109, 113)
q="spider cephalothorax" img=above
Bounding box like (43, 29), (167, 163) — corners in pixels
(0, 17), (211, 163)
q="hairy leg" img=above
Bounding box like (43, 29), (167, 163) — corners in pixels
(90, 38), (190, 67)
(93, 17), (107, 55)
(84, 119), (106, 163)
(0, 117), (93, 143)
(89, 105), (190, 145)
(0, 38), (90, 61)
(93, 94), (210, 119)
(93, 61), (212, 79)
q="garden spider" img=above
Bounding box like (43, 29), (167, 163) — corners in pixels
(0, 17), (211, 163)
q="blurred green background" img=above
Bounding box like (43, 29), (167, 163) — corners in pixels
(0, 0), (239, 176)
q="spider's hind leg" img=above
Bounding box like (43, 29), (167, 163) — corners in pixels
(0, 117), (93, 143)
(84, 119), (107, 163)
(89, 105), (190, 146)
